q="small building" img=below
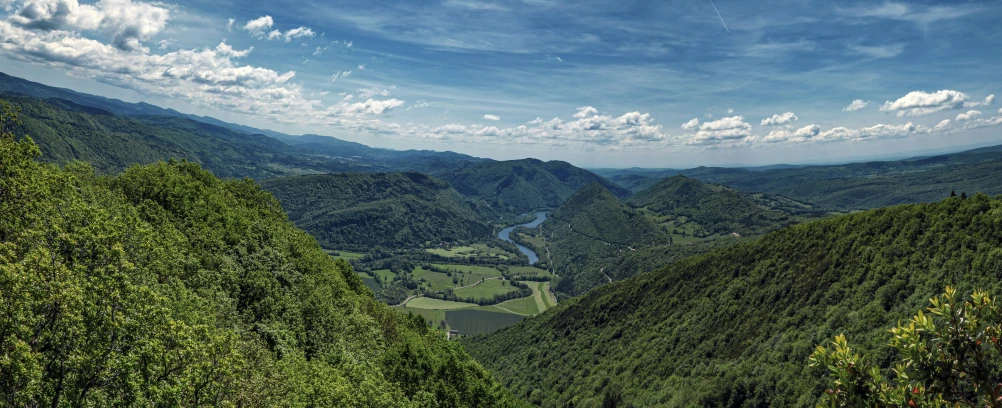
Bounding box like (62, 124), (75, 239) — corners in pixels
(447, 329), (460, 340)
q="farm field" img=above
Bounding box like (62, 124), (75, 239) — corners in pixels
(446, 309), (525, 335)
(393, 306), (448, 330)
(403, 297), (477, 310)
(411, 267), (456, 292)
(506, 265), (552, 279)
(425, 243), (517, 260)
(490, 296), (538, 316)
(371, 269), (395, 281)
(453, 278), (518, 299)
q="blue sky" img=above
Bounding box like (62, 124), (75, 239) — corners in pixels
(0, 0), (1000, 167)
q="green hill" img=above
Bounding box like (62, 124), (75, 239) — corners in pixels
(541, 183), (670, 296)
(627, 175), (821, 236)
(260, 172), (496, 251)
(462, 193), (1002, 407)
(609, 174), (661, 193)
(440, 159), (629, 214)
(0, 118), (523, 406)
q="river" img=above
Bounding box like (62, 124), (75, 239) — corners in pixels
(497, 211), (548, 264)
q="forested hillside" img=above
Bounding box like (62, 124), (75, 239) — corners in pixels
(627, 175), (821, 236)
(541, 183), (669, 296)
(441, 159), (629, 214)
(464, 193), (1002, 406)
(261, 172), (496, 251)
(0, 108), (522, 406)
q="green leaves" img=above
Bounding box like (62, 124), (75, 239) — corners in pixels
(813, 287), (1002, 408)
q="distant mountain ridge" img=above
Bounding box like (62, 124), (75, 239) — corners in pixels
(440, 158), (629, 214)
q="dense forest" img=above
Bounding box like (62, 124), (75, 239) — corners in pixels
(261, 172), (497, 251)
(440, 159), (629, 214)
(627, 175), (824, 236)
(0, 106), (522, 406)
(540, 183), (669, 297)
(463, 192), (1002, 407)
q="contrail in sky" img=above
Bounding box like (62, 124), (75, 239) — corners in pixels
(708, 0), (730, 32)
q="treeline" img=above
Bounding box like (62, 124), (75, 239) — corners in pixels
(0, 104), (522, 406)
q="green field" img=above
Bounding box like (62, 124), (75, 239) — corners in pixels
(446, 309), (525, 335)
(326, 250), (366, 260)
(506, 265), (552, 279)
(453, 278), (519, 300)
(491, 296), (538, 316)
(411, 267), (457, 292)
(426, 243), (516, 260)
(541, 282), (557, 309)
(514, 232), (546, 250)
(402, 297), (477, 310)
(355, 272), (381, 293)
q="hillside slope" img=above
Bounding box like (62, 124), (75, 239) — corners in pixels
(441, 159), (629, 214)
(0, 122), (522, 406)
(261, 172), (496, 250)
(542, 183), (670, 296)
(628, 175), (820, 236)
(463, 194), (1002, 407)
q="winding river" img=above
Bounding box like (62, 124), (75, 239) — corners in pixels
(497, 211), (548, 264)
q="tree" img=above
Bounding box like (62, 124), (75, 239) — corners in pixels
(951, 189), (957, 197)
(962, 191), (968, 199)
(810, 287), (1002, 407)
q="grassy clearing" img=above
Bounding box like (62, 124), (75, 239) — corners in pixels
(371, 269), (395, 281)
(403, 297), (477, 310)
(453, 278), (518, 300)
(411, 267), (456, 292)
(515, 232), (546, 250)
(425, 246), (476, 257)
(425, 244), (516, 260)
(542, 282), (557, 309)
(524, 281), (547, 312)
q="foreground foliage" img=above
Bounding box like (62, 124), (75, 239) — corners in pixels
(0, 105), (521, 406)
(463, 191), (1002, 407)
(811, 287), (1002, 407)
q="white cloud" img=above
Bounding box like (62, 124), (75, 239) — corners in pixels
(357, 63), (366, 70)
(406, 100), (430, 110)
(934, 119), (952, 131)
(759, 124), (821, 143)
(214, 41), (251, 58)
(282, 26), (314, 42)
(327, 98), (405, 117)
(842, 99), (870, 112)
(727, 108), (734, 114)
(760, 112), (798, 126)
(681, 117), (699, 130)
(839, 2), (975, 25)
(688, 116), (752, 145)
(483, 114), (500, 121)
(572, 106), (598, 119)
(226, 18), (234, 31)
(956, 110), (981, 121)
(10, 0), (169, 51)
(356, 86), (392, 99)
(242, 15), (273, 38)
(880, 90), (971, 117)
(330, 70), (351, 82)
(963, 94), (995, 109)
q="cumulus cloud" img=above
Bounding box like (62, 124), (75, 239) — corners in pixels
(572, 106), (598, 119)
(356, 86), (393, 99)
(759, 124), (821, 143)
(879, 90), (986, 117)
(226, 18), (234, 31)
(483, 114), (500, 121)
(242, 15), (273, 37)
(214, 41), (251, 58)
(681, 118), (699, 130)
(327, 98), (404, 117)
(760, 112), (798, 126)
(842, 99), (870, 112)
(934, 119), (952, 131)
(357, 63), (366, 70)
(10, 0), (169, 51)
(687, 116), (752, 145)
(281, 26), (314, 42)
(956, 110), (981, 121)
